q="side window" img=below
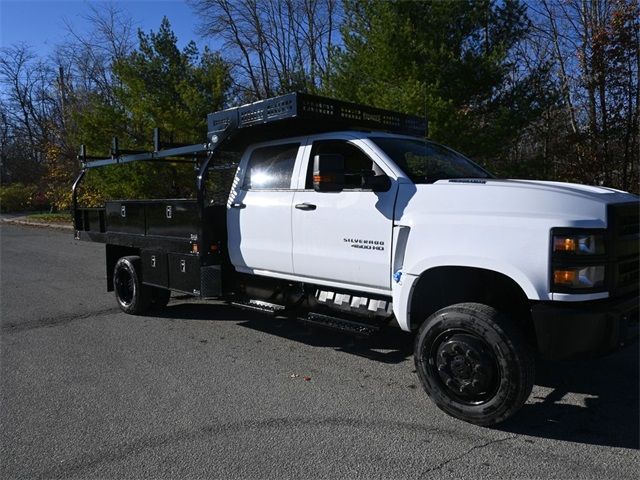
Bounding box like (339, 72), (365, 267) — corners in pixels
(244, 143), (299, 190)
(305, 140), (381, 189)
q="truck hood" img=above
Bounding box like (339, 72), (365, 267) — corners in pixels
(396, 179), (638, 228)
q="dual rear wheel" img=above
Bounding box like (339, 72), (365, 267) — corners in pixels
(113, 256), (170, 315)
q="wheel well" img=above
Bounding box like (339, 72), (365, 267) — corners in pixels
(106, 244), (139, 292)
(409, 266), (535, 345)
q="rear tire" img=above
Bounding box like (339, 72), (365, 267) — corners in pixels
(113, 256), (152, 315)
(414, 302), (534, 426)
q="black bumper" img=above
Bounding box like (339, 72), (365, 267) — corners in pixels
(531, 294), (639, 360)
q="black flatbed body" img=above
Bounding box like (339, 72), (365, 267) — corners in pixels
(76, 199), (228, 297)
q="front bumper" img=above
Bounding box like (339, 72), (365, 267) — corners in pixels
(531, 294), (639, 360)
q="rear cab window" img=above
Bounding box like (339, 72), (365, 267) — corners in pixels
(243, 143), (300, 190)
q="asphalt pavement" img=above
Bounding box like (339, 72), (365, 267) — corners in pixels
(1, 224), (638, 479)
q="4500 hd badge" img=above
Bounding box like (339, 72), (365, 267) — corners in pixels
(343, 238), (385, 251)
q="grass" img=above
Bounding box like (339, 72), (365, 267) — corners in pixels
(25, 212), (72, 224)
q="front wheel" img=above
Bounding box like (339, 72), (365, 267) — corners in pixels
(414, 302), (534, 426)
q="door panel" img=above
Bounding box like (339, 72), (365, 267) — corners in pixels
(227, 142), (301, 275)
(292, 190), (396, 289)
(292, 139), (396, 290)
(228, 189), (295, 274)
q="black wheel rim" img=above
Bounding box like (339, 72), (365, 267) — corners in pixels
(114, 267), (134, 306)
(427, 329), (501, 405)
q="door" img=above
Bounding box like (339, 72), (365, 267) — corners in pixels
(292, 139), (397, 290)
(227, 142), (302, 275)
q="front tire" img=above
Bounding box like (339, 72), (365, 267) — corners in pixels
(414, 302), (534, 426)
(113, 256), (152, 315)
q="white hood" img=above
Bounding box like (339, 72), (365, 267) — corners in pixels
(396, 179), (638, 227)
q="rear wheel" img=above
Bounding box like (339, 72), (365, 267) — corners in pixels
(113, 256), (152, 315)
(414, 302), (534, 426)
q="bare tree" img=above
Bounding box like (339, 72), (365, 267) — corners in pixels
(189, 0), (340, 99)
(0, 44), (57, 183)
(54, 2), (134, 103)
(530, 0), (639, 190)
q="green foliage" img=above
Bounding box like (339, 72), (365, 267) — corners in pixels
(0, 183), (37, 212)
(26, 212), (72, 224)
(72, 17), (231, 206)
(324, 0), (557, 165)
(112, 17), (229, 143)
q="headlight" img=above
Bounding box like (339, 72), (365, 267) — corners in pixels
(553, 233), (605, 255)
(553, 265), (606, 289)
(551, 229), (608, 293)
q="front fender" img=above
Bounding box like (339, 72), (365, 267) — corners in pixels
(391, 257), (547, 332)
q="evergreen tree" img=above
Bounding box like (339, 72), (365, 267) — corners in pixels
(75, 17), (231, 204)
(325, 0), (556, 167)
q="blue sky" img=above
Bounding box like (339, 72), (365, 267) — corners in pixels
(0, 0), (217, 56)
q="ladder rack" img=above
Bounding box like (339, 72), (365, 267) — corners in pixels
(72, 92), (428, 241)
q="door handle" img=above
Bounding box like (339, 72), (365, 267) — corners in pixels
(295, 203), (317, 211)
(231, 202), (246, 209)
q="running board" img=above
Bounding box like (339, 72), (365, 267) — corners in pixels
(232, 299), (287, 315)
(299, 312), (382, 336)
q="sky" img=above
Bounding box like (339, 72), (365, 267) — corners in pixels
(0, 0), (217, 56)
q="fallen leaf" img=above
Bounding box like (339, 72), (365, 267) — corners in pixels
(303, 376), (311, 382)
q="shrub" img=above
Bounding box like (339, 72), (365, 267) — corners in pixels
(0, 183), (38, 212)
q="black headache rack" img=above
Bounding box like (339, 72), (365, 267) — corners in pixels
(72, 93), (427, 297)
(206, 92), (428, 147)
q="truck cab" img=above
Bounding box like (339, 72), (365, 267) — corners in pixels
(73, 93), (639, 426)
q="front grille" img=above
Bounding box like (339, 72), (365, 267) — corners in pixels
(619, 215), (639, 236)
(618, 259), (639, 289)
(608, 202), (640, 296)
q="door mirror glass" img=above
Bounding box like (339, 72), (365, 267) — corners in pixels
(313, 154), (344, 192)
(361, 174), (391, 192)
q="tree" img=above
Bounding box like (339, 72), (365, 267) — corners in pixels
(27, 3), (137, 210)
(76, 17), (232, 205)
(190, 0), (340, 99)
(0, 44), (56, 185)
(532, 0), (639, 191)
(325, 0), (556, 169)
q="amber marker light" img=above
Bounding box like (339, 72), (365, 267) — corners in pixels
(553, 269), (577, 285)
(553, 237), (577, 253)
(313, 175), (336, 183)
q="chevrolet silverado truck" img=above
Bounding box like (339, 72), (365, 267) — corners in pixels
(73, 93), (639, 425)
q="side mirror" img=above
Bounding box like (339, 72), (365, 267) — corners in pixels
(361, 174), (391, 192)
(313, 154), (344, 192)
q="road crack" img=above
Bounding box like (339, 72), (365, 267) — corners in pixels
(423, 434), (518, 475)
(1, 307), (120, 334)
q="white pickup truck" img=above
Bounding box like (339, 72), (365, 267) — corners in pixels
(73, 93), (639, 426)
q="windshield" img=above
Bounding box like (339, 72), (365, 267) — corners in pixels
(371, 137), (493, 183)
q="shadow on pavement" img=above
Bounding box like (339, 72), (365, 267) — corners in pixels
(156, 300), (639, 448)
(155, 300), (414, 364)
(499, 341), (639, 450)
